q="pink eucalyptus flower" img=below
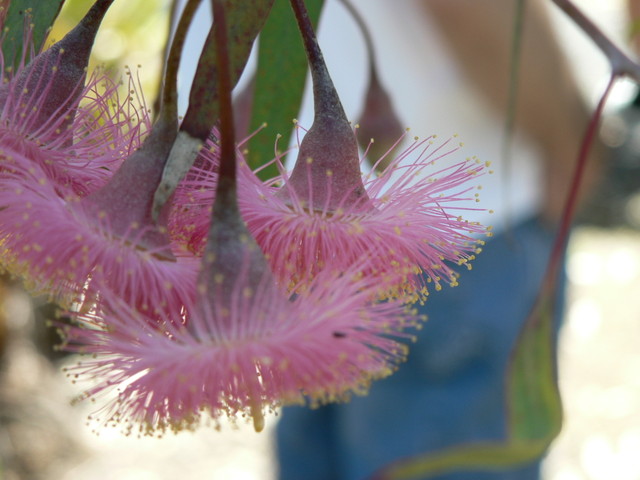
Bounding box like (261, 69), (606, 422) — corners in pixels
(0, 43), (189, 309)
(0, 68), (149, 197)
(62, 231), (418, 436)
(243, 130), (490, 301)
(0, 1), (132, 197)
(0, 155), (198, 311)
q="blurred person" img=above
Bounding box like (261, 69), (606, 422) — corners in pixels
(275, 0), (610, 479)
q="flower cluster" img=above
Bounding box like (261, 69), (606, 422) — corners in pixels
(0, 1), (490, 434)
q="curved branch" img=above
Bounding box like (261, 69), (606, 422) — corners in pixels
(551, 0), (640, 81)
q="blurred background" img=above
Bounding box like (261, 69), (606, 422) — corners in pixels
(1, 0), (640, 479)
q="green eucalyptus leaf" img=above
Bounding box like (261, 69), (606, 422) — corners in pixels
(372, 286), (562, 480)
(372, 440), (552, 480)
(2, 0), (65, 71)
(247, 0), (324, 180)
(507, 294), (562, 443)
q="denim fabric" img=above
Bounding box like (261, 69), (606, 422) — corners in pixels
(276, 216), (563, 480)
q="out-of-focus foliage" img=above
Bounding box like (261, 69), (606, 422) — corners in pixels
(50, 0), (169, 105)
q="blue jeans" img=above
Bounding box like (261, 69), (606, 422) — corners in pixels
(276, 216), (563, 480)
